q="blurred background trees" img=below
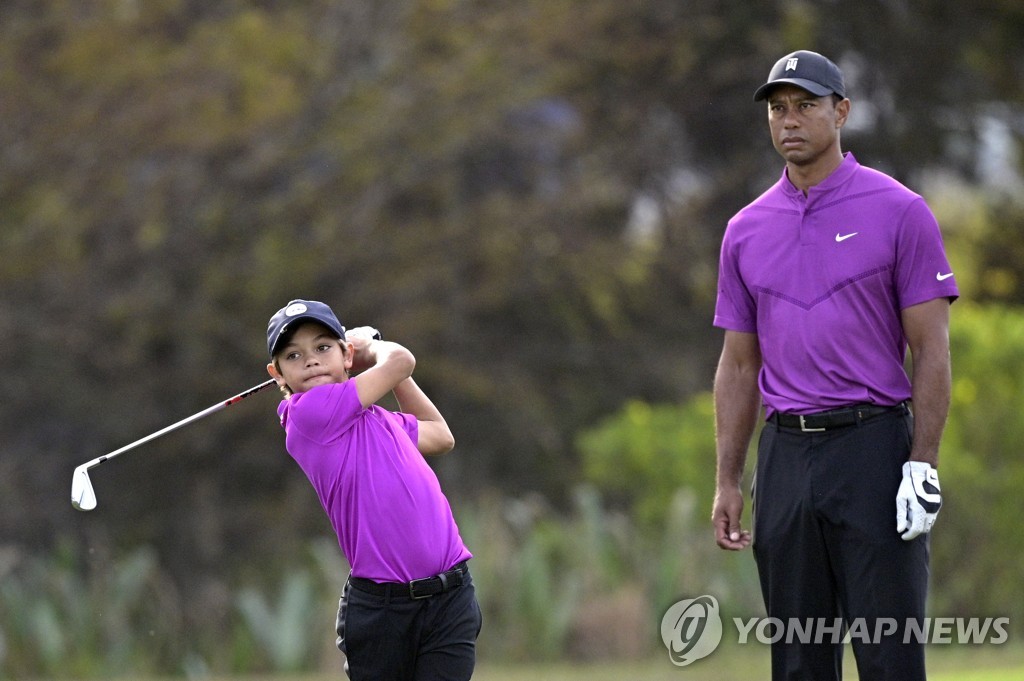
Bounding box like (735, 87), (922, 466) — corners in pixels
(1, 0), (1022, 676)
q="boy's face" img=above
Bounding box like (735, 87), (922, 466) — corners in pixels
(267, 321), (352, 394)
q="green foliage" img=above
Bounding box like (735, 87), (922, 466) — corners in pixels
(576, 302), (1024, 628)
(1, 0), (1023, 676)
(937, 189), (1024, 305)
(931, 303), (1024, 623)
(512, 519), (584, 659)
(0, 543), (175, 680)
(577, 394), (719, 534)
(575, 395), (762, 615)
(0, 539), (347, 679)
(455, 483), (761, 664)
(235, 572), (318, 672)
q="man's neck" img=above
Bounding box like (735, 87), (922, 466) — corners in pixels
(787, 149), (845, 195)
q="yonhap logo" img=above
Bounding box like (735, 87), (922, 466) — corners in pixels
(660, 595), (723, 666)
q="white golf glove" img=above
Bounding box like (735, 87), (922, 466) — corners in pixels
(896, 461), (942, 541)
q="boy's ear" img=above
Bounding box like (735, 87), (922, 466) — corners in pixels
(267, 362), (285, 385)
(342, 341), (355, 370)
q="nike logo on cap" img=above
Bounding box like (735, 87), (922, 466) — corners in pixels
(835, 232), (858, 242)
(936, 272), (955, 281)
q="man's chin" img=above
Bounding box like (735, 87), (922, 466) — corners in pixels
(780, 150), (812, 165)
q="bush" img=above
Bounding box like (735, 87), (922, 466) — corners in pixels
(577, 394), (720, 535)
(931, 303), (1024, 623)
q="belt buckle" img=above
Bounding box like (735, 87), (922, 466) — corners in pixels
(799, 415), (826, 433)
(408, 577), (434, 600)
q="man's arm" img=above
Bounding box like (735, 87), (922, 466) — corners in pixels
(712, 330), (762, 550)
(902, 298), (953, 467)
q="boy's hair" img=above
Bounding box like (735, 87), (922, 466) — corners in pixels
(272, 357), (294, 398)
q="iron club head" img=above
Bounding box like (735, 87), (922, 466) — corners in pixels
(71, 465), (97, 511)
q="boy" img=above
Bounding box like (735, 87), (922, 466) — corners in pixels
(266, 299), (481, 680)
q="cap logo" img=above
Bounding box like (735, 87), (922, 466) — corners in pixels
(786, 57), (799, 71)
(284, 303), (308, 317)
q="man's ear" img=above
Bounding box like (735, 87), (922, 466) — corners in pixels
(835, 97), (851, 129)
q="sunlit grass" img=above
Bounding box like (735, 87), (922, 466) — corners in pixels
(472, 643), (1024, 681)
(56, 643), (1023, 681)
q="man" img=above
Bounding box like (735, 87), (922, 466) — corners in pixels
(711, 50), (957, 680)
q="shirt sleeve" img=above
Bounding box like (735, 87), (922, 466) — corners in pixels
(288, 382), (362, 444)
(392, 410), (419, 448)
(714, 224), (758, 332)
(894, 198), (960, 309)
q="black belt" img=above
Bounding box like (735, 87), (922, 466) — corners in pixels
(770, 402), (908, 433)
(349, 561), (469, 600)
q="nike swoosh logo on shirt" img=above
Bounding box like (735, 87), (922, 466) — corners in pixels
(936, 272), (955, 281)
(835, 232), (858, 242)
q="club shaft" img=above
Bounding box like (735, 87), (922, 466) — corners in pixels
(83, 379), (277, 471)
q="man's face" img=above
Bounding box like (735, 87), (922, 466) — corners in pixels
(766, 85), (849, 167)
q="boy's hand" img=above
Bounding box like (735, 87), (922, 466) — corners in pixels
(347, 326), (382, 342)
(346, 327), (382, 373)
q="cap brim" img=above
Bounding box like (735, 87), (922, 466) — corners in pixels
(753, 78), (835, 101)
(269, 315), (343, 357)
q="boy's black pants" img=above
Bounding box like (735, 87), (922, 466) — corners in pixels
(336, 566), (482, 681)
(753, 408), (929, 681)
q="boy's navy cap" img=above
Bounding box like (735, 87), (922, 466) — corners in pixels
(753, 50), (846, 101)
(267, 299), (346, 357)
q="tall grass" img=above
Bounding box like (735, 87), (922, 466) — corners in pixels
(2, 484), (753, 678)
(2, 488), (1019, 679)
(0, 542), (177, 679)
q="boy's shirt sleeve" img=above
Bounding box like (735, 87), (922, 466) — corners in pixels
(282, 382), (421, 450)
(283, 382), (362, 443)
(394, 411), (419, 448)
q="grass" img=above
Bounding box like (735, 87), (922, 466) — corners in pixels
(474, 643), (1024, 681)
(51, 643), (1024, 681)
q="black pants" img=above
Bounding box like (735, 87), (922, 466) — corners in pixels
(336, 568), (482, 681)
(753, 409), (929, 681)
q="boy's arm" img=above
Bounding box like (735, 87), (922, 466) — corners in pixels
(347, 327), (454, 455)
(393, 377), (456, 456)
(349, 329), (415, 409)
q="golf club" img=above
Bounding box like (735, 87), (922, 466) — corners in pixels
(71, 379), (277, 511)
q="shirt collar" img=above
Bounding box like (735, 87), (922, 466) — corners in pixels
(780, 152), (859, 198)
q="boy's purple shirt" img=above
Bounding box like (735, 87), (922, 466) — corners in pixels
(278, 380), (471, 582)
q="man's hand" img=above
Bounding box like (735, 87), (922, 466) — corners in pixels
(896, 461), (942, 541)
(713, 486), (752, 550)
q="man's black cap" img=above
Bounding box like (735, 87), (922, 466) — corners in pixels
(753, 50), (846, 101)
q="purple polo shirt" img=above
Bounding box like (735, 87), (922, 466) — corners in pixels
(714, 153), (958, 415)
(277, 380), (472, 583)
